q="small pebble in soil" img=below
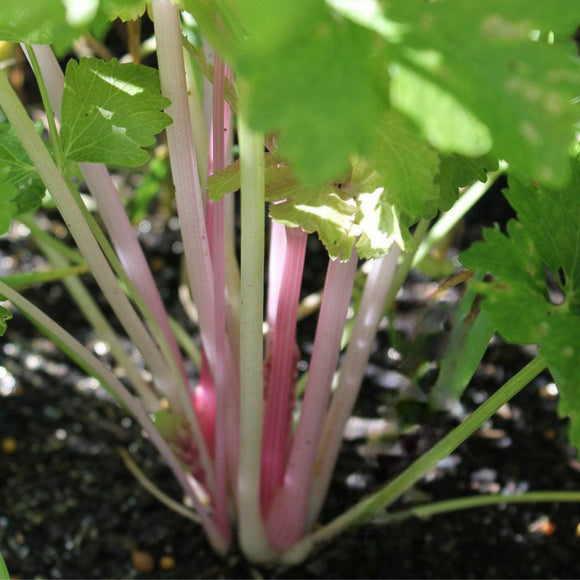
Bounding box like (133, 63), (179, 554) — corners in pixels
(1, 436), (17, 454)
(159, 554), (176, 570)
(132, 549), (155, 573)
(528, 515), (556, 537)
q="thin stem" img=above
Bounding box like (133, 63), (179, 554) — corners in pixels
(378, 491), (580, 525)
(183, 41), (210, 186)
(118, 447), (200, 523)
(266, 250), (359, 551)
(307, 244), (402, 528)
(206, 53), (233, 535)
(27, 220), (160, 411)
(153, 0), (218, 366)
(281, 355), (547, 564)
(168, 316), (202, 370)
(237, 98), (274, 562)
(383, 219), (430, 313)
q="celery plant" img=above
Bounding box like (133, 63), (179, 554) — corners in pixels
(0, 0), (579, 567)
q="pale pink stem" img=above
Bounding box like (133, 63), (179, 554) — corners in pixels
(205, 54), (235, 532)
(266, 250), (358, 550)
(307, 244), (402, 528)
(261, 226), (308, 514)
(153, 0), (231, 542)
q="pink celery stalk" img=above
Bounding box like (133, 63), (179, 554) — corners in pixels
(203, 55), (238, 526)
(152, 0), (229, 542)
(266, 250), (358, 550)
(261, 226), (308, 514)
(307, 244), (402, 528)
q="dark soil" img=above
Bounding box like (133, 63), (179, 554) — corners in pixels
(3, 196), (580, 579)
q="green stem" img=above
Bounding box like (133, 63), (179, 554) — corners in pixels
(383, 218), (430, 312)
(237, 89), (274, 562)
(379, 491), (580, 525)
(30, 226), (160, 411)
(282, 354), (547, 565)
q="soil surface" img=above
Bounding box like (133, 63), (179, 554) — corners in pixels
(2, 188), (580, 580)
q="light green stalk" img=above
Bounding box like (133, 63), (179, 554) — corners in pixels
(237, 97), (274, 562)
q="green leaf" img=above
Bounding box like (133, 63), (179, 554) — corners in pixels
(60, 58), (172, 167)
(0, 549), (10, 580)
(0, 303), (13, 336)
(180, 0), (243, 64)
(269, 184), (359, 261)
(383, 0), (580, 186)
(460, 156), (580, 449)
(0, 122), (44, 193)
(0, 0), (98, 54)
(371, 110), (440, 221)
(355, 187), (409, 259)
(233, 0), (387, 185)
(100, 0), (148, 21)
(461, 221), (553, 344)
(540, 317), (580, 448)
(504, 168), (580, 289)
(210, 154), (409, 260)
(0, 123), (45, 236)
(207, 158), (240, 201)
(436, 153), (500, 212)
(0, 182), (19, 236)
(390, 64), (493, 158)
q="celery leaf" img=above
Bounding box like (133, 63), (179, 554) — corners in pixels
(0, 303), (12, 336)
(461, 156), (580, 448)
(0, 0), (98, 53)
(0, 123), (45, 236)
(269, 184), (359, 261)
(100, 0), (148, 21)
(233, 0), (387, 186)
(60, 58), (172, 167)
(383, 0), (580, 186)
(436, 154), (500, 213)
(371, 110), (440, 221)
